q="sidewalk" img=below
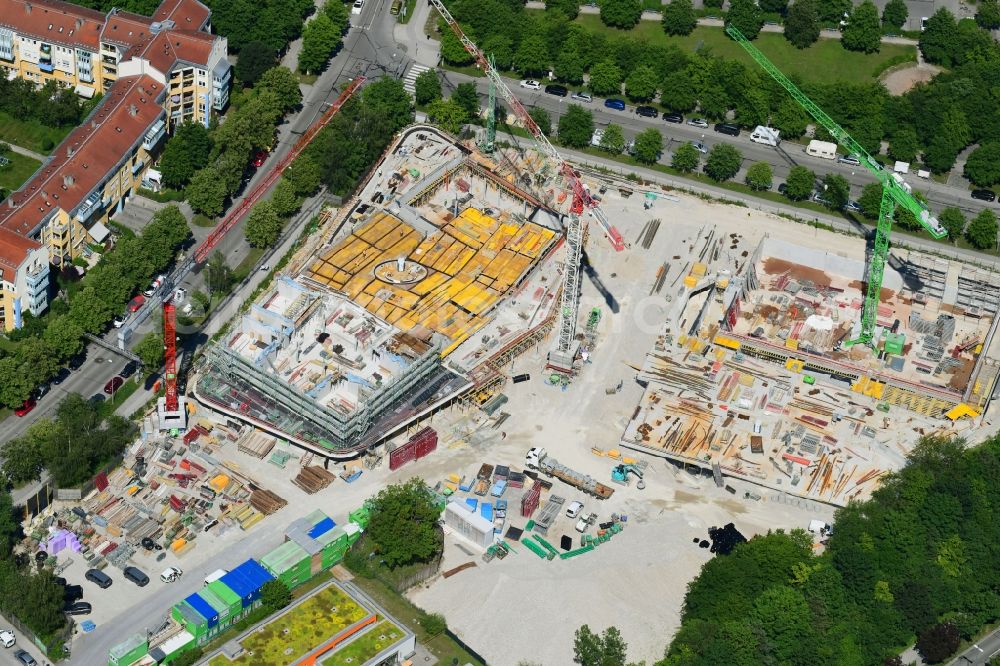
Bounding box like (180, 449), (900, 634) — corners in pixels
(395, 0), (439, 68)
(3, 141), (47, 162)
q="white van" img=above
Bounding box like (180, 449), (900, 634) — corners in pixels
(806, 140), (837, 160)
(160, 567), (183, 583)
(749, 126), (780, 147)
(565, 501), (584, 519)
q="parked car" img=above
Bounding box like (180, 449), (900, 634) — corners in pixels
(63, 585), (84, 603)
(104, 376), (124, 395)
(846, 200), (863, 213)
(691, 141), (708, 154)
(88, 394), (106, 404)
(0, 629), (15, 648)
(68, 354), (85, 370)
(119, 361), (138, 379)
(778, 182), (788, 195)
(251, 149), (268, 168)
(687, 117), (709, 128)
(636, 105), (658, 118)
(128, 294), (145, 312)
(519, 79), (540, 90)
(351, 0), (363, 13)
(590, 129), (604, 147)
(113, 313), (129, 329)
(565, 500), (584, 518)
(123, 567), (149, 587)
(714, 123), (741, 137)
(33, 383), (50, 399)
(14, 399), (36, 417)
(63, 602), (91, 616)
(544, 84), (568, 97)
(604, 98), (626, 111)
(570, 91), (592, 103)
(663, 112), (684, 124)
(14, 649), (36, 666)
(837, 154), (861, 166)
(160, 567), (183, 583)
(971, 189), (996, 202)
(85, 569), (112, 588)
(52, 367), (71, 385)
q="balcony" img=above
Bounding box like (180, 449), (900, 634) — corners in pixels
(143, 119), (165, 150)
(38, 61), (54, 73)
(75, 192), (102, 223)
(25, 262), (49, 291)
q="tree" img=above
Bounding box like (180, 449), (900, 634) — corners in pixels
(672, 142), (700, 172)
(452, 83), (480, 120)
(857, 182), (883, 219)
(588, 60), (623, 96)
(414, 69), (442, 106)
(916, 621), (960, 663)
(186, 166), (228, 217)
(206, 251), (234, 295)
(426, 98), (467, 134)
(529, 107), (551, 135)
(365, 478), (443, 568)
(515, 35), (550, 75)
(785, 0), (820, 49)
(245, 201), (283, 248)
(817, 0), (850, 23)
(547, 0), (580, 19)
(600, 0), (642, 29)
(703, 0), (722, 8)
(260, 580), (292, 612)
(299, 13), (340, 74)
(558, 105), (595, 149)
(633, 128), (663, 164)
(662, 0), (696, 36)
(0, 491), (19, 558)
(323, 0), (350, 31)
(573, 624), (629, 666)
(481, 34), (514, 70)
(286, 154), (322, 196)
(964, 144), (1000, 187)
(966, 209), (998, 250)
(159, 121), (212, 190)
(784, 165), (815, 200)
(888, 126), (921, 164)
(68, 286), (114, 334)
(134, 333), (164, 373)
(440, 28), (474, 66)
(938, 207), (966, 242)
(924, 106), (971, 173)
(882, 0), (907, 30)
(920, 9), (960, 66)
(599, 124), (626, 154)
(842, 1), (881, 54)
(821, 173), (850, 210)
(705, 144), (743, 182)
(42, 315), (83, 360)
(760, 0), (788, 11)
(235, 40), (275, 86)
(726, 0), (764, 40)
(419, 613), (446, 635)
(976, 0), (1000, 29)
(745, 162), (773, 190)
(257, 66), (303, 112)
(659, 70), (696, 113)
(270, 178), (302, 218)
(625, 65), (658, 102)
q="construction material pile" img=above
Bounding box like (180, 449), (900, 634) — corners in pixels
(293, 465), (337, 494)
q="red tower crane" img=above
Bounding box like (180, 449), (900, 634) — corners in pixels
(163, 301), (178, 412)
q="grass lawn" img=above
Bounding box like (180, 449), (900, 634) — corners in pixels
(569, 17), (915, 85)
(397, 0), (417, 24)
(191, 213), (216, 228)
(321, 620), (403, 666)
(232, 246), (265, 283)
(0, 152), (42, 192)
(208, 586), (370, 666)
(0, 111), (73, 154)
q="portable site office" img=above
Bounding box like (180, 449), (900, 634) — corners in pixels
(260, 540), (312, 589)
(219, 559), (274, 607)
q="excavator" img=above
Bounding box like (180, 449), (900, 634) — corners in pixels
(611, 464), (645, 490)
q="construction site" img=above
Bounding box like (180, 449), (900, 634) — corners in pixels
(192, 126), (571, 458)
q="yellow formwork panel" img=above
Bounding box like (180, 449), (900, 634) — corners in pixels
(326, 236), (371, 269)
(357, 214), (397, 245)
(368, 296), (385, 313)
(444, 225), (481, 250)
(419, 237), (455, 269)
(342, 246), (384, 275)
(714, 334), (741, 350)
(785, 358), (805, 372)
(372, 224), (414, 251)
(459, 207), (498, 233)
(433, 241), (468, 273)
(385, 308), (407, 325)
(481, 249), (516, 279)
(354, 293), (374, 308)
(457, 287), (499, 315)
(375, 301), (396, 321)
(384, 233), (423, 264)
(343, 273), (375, 299)
(310, 262), (340, 282)
(445, 246), (476, 276)
(412, 271), (449, 296)
(382, 287), (420, 310)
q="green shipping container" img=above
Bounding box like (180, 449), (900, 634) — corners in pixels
(207, 581), (242, 619)
(261, 540), (311, 589)
(197, 585), (234, 625)
(172, 601), (209, 639)
(348, 506), (370, 528)
(108, 633), (149, 666)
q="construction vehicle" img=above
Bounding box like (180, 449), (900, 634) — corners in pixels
(611, 463), (646, 490)
(575, 511), (598, 533)
(427, 0), (624, 376)
(727, 25), (946, 348)
(525, 447), (615, 499)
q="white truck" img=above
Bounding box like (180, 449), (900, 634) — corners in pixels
(525, 447), (614, 499)
(806, 140), (838, 160)
(749, 126), (780, 147)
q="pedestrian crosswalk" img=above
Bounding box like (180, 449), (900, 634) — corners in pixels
(402, 63), (430, 94)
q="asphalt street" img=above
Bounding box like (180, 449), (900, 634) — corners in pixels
(952, 630), (1000, 665)
(436, 69), (995, 222)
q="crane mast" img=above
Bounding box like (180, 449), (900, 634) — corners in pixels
(427, 0), (624, 368)
(725, 25), (946, 347)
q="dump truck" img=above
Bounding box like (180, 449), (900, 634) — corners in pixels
(524, 448), (614, 499)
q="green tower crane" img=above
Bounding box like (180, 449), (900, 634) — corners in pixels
(479, 54), (497, 154)
(725, 25), (947, 348)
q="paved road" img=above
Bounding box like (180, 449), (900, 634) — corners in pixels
(952, 630), (1000, 665)
(432, 67), (993, 223)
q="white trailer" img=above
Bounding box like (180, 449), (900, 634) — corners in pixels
(749, 126), (780, 147)
(806, 140), (837, 160)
